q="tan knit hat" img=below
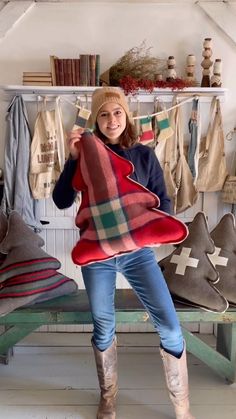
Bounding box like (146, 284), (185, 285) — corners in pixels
(91, 87), (130, 125)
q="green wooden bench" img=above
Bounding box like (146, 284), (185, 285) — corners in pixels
(0, 289), (236, 383)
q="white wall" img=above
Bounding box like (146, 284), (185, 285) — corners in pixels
(0, 2), (236, 286)
(0, 2), (236, 159)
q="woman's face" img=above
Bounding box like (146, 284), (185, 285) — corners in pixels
(96, 102), (127, 144)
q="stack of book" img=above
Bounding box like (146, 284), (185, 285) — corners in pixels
(22, 72), (53, 86)
(50, 55), (100, 86)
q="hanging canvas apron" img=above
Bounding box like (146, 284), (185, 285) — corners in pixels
(1, 95), (39, 229)
(161, 101), (179, 201)
(174, 105), (199, 214)
(196, 97), (228, 192)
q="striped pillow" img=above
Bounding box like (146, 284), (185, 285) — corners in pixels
(0, 211), (78, 316)
(0, 211), (61, 282)
(0, 269), (78, 316)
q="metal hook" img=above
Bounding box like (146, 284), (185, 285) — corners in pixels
(75, 96), (81, 108)
(226, 128), (236, 141)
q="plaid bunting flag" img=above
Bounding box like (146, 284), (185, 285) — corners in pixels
(71, 131), (188, 266)
(131, 110), (140, 136)
(73, 106), (91, 130)
(139, 116), (154, 144)
(155, 110), (173, 142)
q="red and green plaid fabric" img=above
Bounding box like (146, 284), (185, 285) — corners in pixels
(72, 132), (188, 266)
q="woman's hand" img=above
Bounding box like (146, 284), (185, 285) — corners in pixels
(67, 128), (84, 160)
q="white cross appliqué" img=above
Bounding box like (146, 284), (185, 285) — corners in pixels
(208, 247), (228, 267)
(170, 247), (199, 275)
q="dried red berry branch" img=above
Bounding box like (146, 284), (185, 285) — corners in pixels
(119, 75), (194, 95)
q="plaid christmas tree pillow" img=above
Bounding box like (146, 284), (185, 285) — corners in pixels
(71, 132), (188, 266)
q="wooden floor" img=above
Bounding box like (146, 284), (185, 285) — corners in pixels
(0, 333), (236, 419)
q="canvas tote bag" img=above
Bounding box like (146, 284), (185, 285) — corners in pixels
(196, 97), (228, 192)
(222, 152), (236, 204)
(173, 105), (198, 214)
(29, 97), (67, 199)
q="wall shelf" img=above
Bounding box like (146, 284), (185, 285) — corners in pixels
(0, 85), (227, 103)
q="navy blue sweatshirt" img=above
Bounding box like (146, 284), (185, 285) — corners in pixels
(52, 142), (171, 214)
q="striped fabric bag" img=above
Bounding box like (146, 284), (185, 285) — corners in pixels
(71, 132), (188, 266)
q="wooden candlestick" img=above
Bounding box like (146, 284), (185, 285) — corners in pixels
(201, 38), (213, 87)
(211, 59), (222, 87)
(166, 56), (177, 81)
(186, 54), (196, 84)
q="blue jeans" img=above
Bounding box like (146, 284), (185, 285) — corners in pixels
(82, 248), (184, 356)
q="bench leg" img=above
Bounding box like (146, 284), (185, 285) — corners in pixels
(0, 324), (41, 364)
(216, 323), (236, 382)
(182, 326), (236, 384)
(0, 327), (14, 364)
(0, 348), (14, 365)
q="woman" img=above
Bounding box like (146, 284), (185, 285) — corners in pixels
(52, 87), (194, 419)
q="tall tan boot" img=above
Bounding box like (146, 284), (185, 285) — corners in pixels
(160, 342), (195, 419)
(92, 338), (118, 419)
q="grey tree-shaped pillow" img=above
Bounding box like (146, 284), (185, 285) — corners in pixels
(0, 211), (61, 282)
(209, 213), (236, 305)
(159, 212), (228, 313)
